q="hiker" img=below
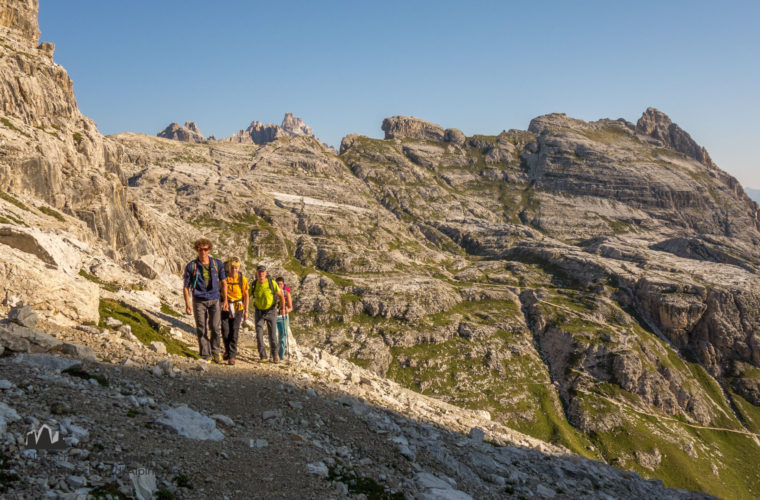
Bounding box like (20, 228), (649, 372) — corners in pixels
(275, 277), (293, 361)
(221, 257), (248, 366)
(252, 264), (285, 363)
(183, 238), (228, 363)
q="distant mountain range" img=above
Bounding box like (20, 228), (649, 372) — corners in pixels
(746, 187), (760, 204)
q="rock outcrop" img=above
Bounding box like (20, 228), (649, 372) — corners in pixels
(382, 115), (445, 141)
(281, 112), (313, 136)
(636, 107), (715, 168)
(156, 121), (205, 143)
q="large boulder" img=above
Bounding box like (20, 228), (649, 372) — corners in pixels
(155, 406), (224, 441)
(0, 244), (99, 325)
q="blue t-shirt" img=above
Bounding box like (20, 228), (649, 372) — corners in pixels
(183, 257), (226, 300)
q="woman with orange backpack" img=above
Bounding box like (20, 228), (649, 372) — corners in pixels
(221, 257), (248, 365)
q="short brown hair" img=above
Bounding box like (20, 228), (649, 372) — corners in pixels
(194, 237), (213, 251)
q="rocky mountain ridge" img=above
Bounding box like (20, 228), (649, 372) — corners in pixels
(2, 1), (760, 498)
(157, 112), (315, 146)
(114, 110), (760, 498)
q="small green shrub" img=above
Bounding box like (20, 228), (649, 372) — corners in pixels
(99, 299), (198, 359)
(0, 189), (30, 211)
(78, 269), (120, 292)
(173, 475), (192, 489)
(72, 132), (83, 144)
(38, 205), (66, 222)
(161, 302), (182, 318)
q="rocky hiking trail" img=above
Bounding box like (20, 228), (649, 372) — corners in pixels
(0, 305), (714, 499)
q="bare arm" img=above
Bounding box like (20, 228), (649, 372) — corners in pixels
(243, 282), (249, 320)
(285, 291), (293, 314)
(277, 290), (286, 315)
(184, 287), (192, 315)
(220, 279), (229, 311)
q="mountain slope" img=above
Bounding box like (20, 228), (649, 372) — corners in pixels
(2, 1), (760, 498)
(114, 111), (760, 498)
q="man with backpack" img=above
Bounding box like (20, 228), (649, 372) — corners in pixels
(183, 238), (228, 363)
(252, 264), (285, 363)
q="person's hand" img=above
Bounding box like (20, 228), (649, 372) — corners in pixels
(244, 310), (249, 321)
(185, 304), (192, 315)
(222, 300), (229, 312)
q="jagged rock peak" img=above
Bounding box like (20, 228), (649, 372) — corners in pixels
(0, 0), (41, 44)
(219, 113), (314, 145)
(156, 122), (205, 143)
(382, 116), (445, 142)
(636, 107), (715, 168)
(281, 112), (313, 137)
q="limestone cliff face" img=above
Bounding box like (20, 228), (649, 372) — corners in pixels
(0, 0), (39, 44)
(0, 0), (186, 266)
(524, 111), (760, 238)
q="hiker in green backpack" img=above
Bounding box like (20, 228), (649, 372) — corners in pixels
(252, 264), (285, 363)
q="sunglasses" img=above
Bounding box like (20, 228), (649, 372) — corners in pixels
(197, 247), (210, 252)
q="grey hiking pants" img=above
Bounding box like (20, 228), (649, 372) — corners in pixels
(255, 307), (278, 360)
(193, 298), (222, 359)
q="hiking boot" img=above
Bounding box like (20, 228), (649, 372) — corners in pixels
(273, 354), (280, 364)
(228, 358), (236, 366)
(212, 353), (223, 364)
(258, 358), (268, 364)
(223, 353), (230, 361)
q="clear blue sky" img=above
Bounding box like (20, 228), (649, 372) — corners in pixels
(39, 0), (760, 188)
